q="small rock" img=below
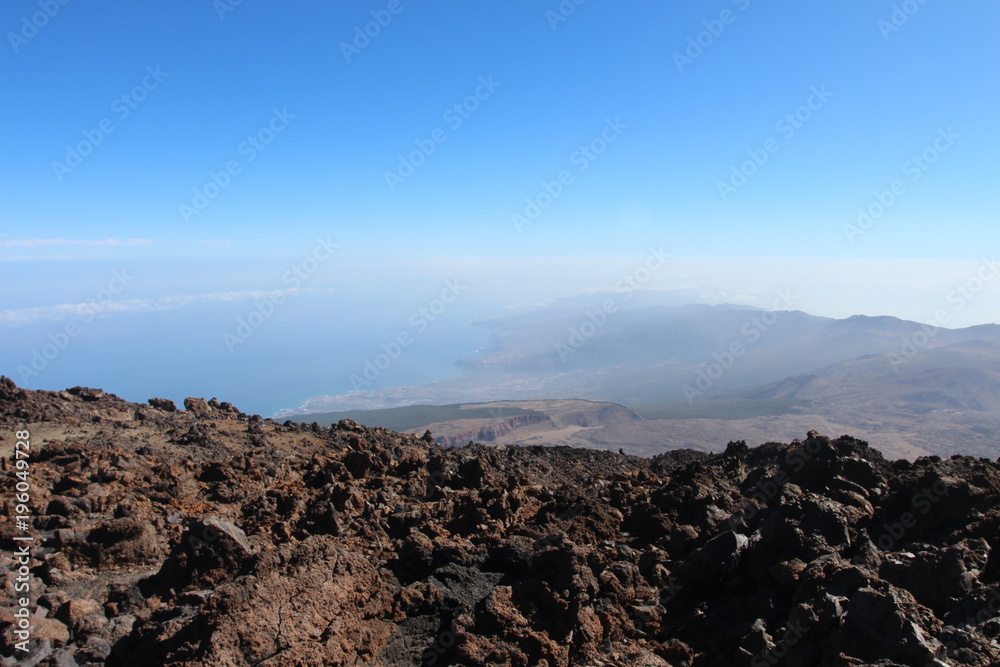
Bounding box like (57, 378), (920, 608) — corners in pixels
(67, 387), (103, 401)
(147, 397), (177, 412)
(54, 599), (102, 628)
(183, 397), (211, 414)
(48, 648), (79, 667)
(81, 635), (112, 660)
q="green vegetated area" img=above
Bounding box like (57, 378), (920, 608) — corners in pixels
(295, 403), (547, 432)
(628, 398), (810, 420)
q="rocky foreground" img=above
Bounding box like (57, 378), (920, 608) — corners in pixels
(1, 378), (1000, 666)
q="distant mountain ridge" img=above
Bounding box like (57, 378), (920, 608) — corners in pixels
(742, 338), (1000, 412)
(287, 300), (1000, 459)
(282, 302), (1000, 415)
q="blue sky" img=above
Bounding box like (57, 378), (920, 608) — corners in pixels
(2, 1), (999, 412)
(3, 1), (997, 258)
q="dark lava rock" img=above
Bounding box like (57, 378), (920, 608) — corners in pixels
(1, 378), (999, 666)
(147, 398), (177, 412)
(151, 517), (253, 596)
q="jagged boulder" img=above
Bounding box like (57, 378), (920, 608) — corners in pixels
(152, 517), (253, 595)
(147, 398), (176, 412)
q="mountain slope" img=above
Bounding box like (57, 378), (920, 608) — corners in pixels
(745, 339), (1000, 412)
(282, 301), (1000, 414)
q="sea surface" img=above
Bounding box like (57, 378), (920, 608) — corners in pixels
(3, 291), (491, 418)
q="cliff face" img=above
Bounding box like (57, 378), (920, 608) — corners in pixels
(2, 377), (1000, 666)
(432, 414), (550, 447)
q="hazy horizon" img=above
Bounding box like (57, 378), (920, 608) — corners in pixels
(2, 256), (998, 417)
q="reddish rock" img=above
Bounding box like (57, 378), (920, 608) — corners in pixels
(0, 378), (999, 666)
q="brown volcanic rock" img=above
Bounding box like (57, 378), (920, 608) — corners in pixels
(151, 517), (254, 596)
(1, 378), (1000, 666)
(121, 535), (397, 666)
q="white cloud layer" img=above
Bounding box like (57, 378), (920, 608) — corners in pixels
(1, 238), (159, 248)
(0, 288), (335, 327)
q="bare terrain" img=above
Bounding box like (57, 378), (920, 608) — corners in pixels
(4, 377), (1000, 665)
(302, 398), (1000, 461)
